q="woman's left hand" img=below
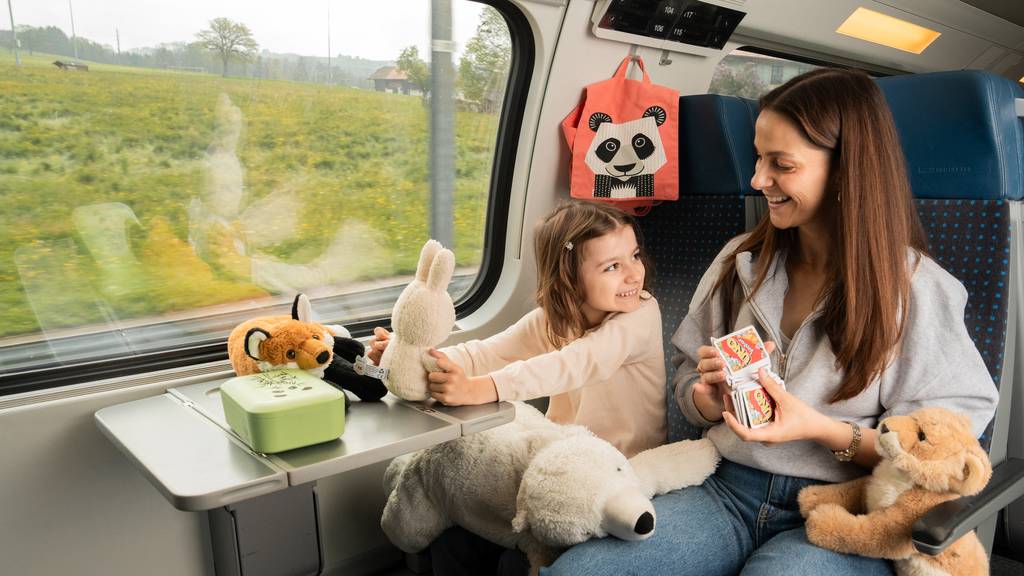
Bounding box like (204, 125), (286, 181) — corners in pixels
(723, 367), (829, 446)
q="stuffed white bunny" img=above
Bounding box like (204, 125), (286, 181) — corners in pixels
(378, 239), (456, 401)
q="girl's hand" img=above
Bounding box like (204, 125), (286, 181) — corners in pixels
(692, 341), (776, 422)
(427, 349), (498, 406)
(367, 327), (390, 365)
(723, 367), (829, 445)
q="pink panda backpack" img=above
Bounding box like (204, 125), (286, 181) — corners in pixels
(561, 56), (679, 216)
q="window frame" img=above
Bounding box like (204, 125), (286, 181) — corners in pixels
(0, 0), (535, 396)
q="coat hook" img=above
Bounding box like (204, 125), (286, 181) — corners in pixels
(659, 49), (673, 66)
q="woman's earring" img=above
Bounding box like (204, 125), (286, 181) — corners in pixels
(837, 192), (842, 204)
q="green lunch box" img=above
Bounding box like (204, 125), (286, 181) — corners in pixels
(220, 369), (345, 453)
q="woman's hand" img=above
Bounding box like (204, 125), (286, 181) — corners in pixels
(427, 349), (498, 406)
(366, 327), (390, 365)
(691, 345), (732, 422)
(692, 341), (776, 422)
(723, 367), (830, 445)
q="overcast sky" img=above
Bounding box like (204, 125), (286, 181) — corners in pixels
(7, 0), (488, 61)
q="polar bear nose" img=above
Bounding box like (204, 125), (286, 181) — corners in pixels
(634, 512), (654, 535)
(316, 351), (330, 364)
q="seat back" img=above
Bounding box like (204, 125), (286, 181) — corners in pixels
(641, 94), (759, 442)
(878, 70), (1022, 453)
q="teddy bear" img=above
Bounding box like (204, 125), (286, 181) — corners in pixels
(798, 406), (992, 576)
(377, 239), (455, 401)
(381, 402), (720, 574)
(227, 293), (387, 401)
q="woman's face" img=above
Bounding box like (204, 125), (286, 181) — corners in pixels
(750, 109), (833, 231)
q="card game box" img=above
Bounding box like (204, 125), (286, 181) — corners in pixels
(710, 326), (784, 429)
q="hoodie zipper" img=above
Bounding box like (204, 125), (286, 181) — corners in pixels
(736, 270), (820, 381)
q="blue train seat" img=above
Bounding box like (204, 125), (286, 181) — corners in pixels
(640, 94), (759, 442)
(878, 70), (1022, 452)
(877, 69), (1024, 557)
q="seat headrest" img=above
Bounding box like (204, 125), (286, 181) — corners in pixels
(877, 70), (1023, 200)
(679, 94), (759, 196)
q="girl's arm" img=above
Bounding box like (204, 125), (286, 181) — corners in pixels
(437, 308), (551, 377)
(485, 299), (661, 402)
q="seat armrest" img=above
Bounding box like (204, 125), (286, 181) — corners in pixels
(912, 458), (1024, 555)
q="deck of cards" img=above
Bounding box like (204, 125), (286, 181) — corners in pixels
(711, 325), (785, 429)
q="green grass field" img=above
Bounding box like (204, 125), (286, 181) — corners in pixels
(0, 52), (500, 337)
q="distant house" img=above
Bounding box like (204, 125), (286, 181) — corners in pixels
(369, 66), (417, 95)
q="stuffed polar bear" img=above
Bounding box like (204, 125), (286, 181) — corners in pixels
(381, 402), (720, 574)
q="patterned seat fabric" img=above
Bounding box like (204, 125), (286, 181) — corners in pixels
(914, 199), (1011, 451)
(643, 94), (757, 442)
(641, 196), (746, 442)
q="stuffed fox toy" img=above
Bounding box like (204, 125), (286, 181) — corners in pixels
(799, 407), (992, 576)
(227, 293), (387, 401)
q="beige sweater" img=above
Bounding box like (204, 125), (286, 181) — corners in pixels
(441, 293), (666, 457)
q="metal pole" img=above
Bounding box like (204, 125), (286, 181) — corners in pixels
(430, 0), (454, 249)
(115, 27), (120, 57)
(68, 0), (78, 60)
(326, 0), (331, 85)
(6, 0), (19, 66)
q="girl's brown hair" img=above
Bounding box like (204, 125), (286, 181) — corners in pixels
(713, 68), (927, 402)
(535, 201), (652, 348)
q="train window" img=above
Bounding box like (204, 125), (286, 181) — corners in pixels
(709, 48), (820, 99)
(0, 1), (527, 392)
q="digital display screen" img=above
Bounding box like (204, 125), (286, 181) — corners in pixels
(597, 0), (745, 50)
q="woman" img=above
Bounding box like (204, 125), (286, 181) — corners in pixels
(541, 68), (998, 575)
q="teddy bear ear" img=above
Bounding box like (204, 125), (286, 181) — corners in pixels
(244, 328), (270, 361)
(291, 293), (312, 322)
(957, 446), (992, 496)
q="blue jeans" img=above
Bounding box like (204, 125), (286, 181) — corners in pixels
(541, 459), (893, 576)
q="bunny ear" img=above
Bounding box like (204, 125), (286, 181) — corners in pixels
(427, 248), (455, 291)
(291, 293), (312, 322)
(416, 240), (443, 282)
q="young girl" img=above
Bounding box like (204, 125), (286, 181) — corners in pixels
(370, 201), (667, 576)
(368, 200), (667, 459)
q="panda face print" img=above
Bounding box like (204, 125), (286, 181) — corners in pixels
(584, 114), (667, 181)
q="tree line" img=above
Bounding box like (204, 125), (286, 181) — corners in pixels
(2, 7), (512, 109)
(0, 21), (385, 89)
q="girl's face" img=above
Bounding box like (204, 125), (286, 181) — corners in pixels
(750, 109), (833, 231)
(578, 224), (645, 327)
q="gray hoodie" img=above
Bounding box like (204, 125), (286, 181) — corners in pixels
(673, 235), (1000, 482)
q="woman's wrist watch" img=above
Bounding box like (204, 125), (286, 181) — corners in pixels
(832, 421), (862, 462)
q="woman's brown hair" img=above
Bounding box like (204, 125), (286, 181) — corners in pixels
(535, 201), (652, 349)
(713, 68), (927, 402)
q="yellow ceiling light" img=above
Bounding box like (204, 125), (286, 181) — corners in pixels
(836, 7), (941, 54)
